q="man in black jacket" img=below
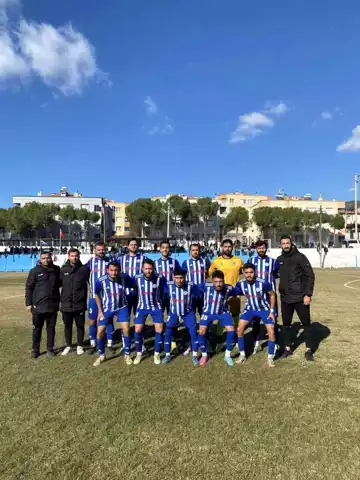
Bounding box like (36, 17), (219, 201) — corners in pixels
(25, 251), (61, 358)
(277, 236), (315, 361)
(60, 248), (89, 356)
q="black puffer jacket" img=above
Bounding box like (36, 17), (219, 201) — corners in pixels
(60, 260), (89, 312)
(277, 246), (315, 303)
(25, 264), (61, 313)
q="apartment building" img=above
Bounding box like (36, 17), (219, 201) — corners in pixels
(107, 201), (130, 237)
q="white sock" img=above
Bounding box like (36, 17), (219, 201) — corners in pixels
(240, 351), (245, 356)
(192, 351), (197, 357)
(136, 352), (142, 357)
(165, 353), (171, 357)
(202, 352), (208, 357)
(90, 339), (96, 347)
(254, 340), (260, 348)
(107, 340), (112, 347)
(268, 354), (274, 359)
(225, 350), (232, 357)
(122, 337), (125, 348)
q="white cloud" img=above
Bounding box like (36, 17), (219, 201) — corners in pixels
(148, 117), (174, 136)
(321, 110), (333, 120)
(144, 96), (158, 115)
(337, 125), (360, 152)
(265, 101), (290, 117)
(0, 0), (109, 95)
(229, 111), (274, 143)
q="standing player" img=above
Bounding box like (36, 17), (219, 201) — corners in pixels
(154, 240), (180, 312)
(133, 259), (165, 365)
(119, 238), (144, 317)
(86, 242), (109, 355)
(208, 238), (244, 347)
(94, 262), (132, 366)
(163, 268), (199, 366)
(182, 243), (209, 355)
(197, 270), (238, 367)
(251, 240), (279, 354)
(235, 263), (277, 368)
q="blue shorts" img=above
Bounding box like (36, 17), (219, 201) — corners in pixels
(134, 309), (164, 325)
(240, 310), (274, 325)
(97, 306), (129, 326)
(199, 312), (233, 327)
(88, 298), (98, 321)
(167, 312), (196, 329)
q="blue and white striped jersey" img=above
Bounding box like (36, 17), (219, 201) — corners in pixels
(86, 256), (109, 299)
(119, 254), (144, 294)
(168, 281), (195, 316)
(94, 274), (128, 316)
(199, 283), (239, 315)
(134, 274), (164, 310)
(236, 279), (273, 311)
(252, 255), (279, 291)
(182, 257), (209, 285)
(154, 257), (180, 283)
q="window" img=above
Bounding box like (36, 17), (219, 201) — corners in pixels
(116, 217), (124, 223)
(220, 206), (227, 215)
(125, 216), (128, 222)
(116, 226), (122, 233)
(81, 204), (90, 210)
(94, 233), (101, 239)
(116, 207), (121, 213)
(124, 227), (130, 232)
(229, 198), (234, 204)
(94, 205), (102, 212)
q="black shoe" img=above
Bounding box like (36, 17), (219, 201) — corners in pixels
(47, 350), (56, 358)
(31, 350), (40, 359)
(282, 349), (293, 359)
(87, 346), (97, 355)
(305, 350), (315, 362)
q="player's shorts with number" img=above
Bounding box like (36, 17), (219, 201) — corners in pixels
(97, 306), (129, 326)
(167, 312), (196, 329)
(199, 312), (233, 327)
(134, 309), (163, 325)
(240, 309), (274, 325)
(88, 298), (98, 321)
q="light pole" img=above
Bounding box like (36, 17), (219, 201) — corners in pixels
(319, 204), (323, 268)
(355, 174), (360, 240)
(166, 196), (171, 238)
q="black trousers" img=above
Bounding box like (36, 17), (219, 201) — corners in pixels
(32, 312), (57, 352)
(62, 311), (85, 347)
(281, 301), (312, 350)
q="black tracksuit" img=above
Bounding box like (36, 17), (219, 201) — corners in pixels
(277, 246), (315, 350)
(60, 260), (89, 347)
(25, 263), (61, 353)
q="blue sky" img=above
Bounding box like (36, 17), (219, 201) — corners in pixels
(1, 0), (360, 206)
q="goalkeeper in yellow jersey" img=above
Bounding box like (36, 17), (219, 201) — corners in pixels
(208, 239), (244, 350)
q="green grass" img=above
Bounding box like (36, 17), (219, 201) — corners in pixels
(1, 270), (360, 479)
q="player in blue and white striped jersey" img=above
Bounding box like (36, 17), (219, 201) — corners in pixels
(119, 238), (144, 316)
(251, 240), (280, 354)
(197, 270), (238, 367)
(182, 244), (210, 313)
(154, 240), (180, 312)
(132, 258), (166, 366)
(93, 262), (132, 367)
(162, 268), (199, 366)
(86, 242), (109, 354)
(235, 263), (277, 368)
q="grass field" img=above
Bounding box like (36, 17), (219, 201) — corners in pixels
(1, 270), (360, 479)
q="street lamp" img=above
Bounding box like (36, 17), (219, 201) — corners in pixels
(355, 174), (360, 241)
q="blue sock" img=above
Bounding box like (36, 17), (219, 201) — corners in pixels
(155, 332), (163, 354)
(164, 328), (173, 354)
(268, 340), (276, 356)
(106, 321), (114, 344)
(198, 334), (207, 354)
(123, 335), (131, 356)
(237, 336), (245, 353)
(226, 330), (235, 352)
(88, 323), (97, 342)
(188, 326), (198, 353)
(97, 337), (105, 356)
(134, 331), (143, 353)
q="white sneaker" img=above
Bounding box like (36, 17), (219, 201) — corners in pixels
(267, 357), (275, 368)
(252, 343), (262, 355)
(77, 346), (84, 356)
(183, 346), (191, 356)
(236, 354), (246, 365)
(133, 354), (142, 365)
(93, 355), (105, 367)
(154, 353), (161, 365)
(124, 355), (133, 366)
(142, 344), (147, 354)
(61, 346), (71, 356)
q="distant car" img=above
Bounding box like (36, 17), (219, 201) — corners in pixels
(342, 239), (360, 249)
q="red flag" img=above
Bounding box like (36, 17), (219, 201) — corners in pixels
(60, 229), (64, 239)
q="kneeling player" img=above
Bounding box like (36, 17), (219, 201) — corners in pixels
(133, 259), (165, 366)
(163, 268), (199, 366)
(94, 262), (132, 367)
(197, 270), (238, 367)
(235, 263), (276, 368)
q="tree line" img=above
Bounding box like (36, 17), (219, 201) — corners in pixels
(0, 203), (100, 239)
(125, 197), (345, 243)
